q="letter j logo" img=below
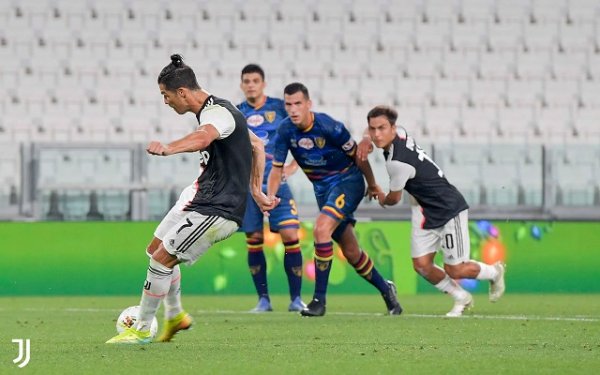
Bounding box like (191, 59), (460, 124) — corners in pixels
(12, 339), (31, 368)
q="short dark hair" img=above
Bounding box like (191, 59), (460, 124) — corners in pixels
(367, 105), (398, 125)
(241, 64), (265, 80)
(157, 54), (200, 91)
(284, 82), (310, 100)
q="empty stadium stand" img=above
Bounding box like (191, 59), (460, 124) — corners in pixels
(1, 0), (599, 220)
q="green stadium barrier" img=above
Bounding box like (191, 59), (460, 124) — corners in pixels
(1, 221), (599, 295)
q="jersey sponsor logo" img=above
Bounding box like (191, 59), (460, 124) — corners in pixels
(246, 114), (264, 127)
(315, 137), (326, 148)
(264, 111), (276, 123)
(304, 154), (327, 166)
(298, 138), (314, 149)
(341, 139), (355, 151)
(198, 150), (210, 167)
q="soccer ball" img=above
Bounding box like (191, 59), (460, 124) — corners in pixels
(115, 305), (158, 338)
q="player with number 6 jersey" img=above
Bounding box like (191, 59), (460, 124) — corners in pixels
(362, 105), (506, 317)
(268, 83), (403, 317)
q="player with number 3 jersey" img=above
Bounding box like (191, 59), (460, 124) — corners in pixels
(237, 64), (305, 313)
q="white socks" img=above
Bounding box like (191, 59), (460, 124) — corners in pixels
(435, 274), (468, 300)
(475, 261), (499, 281)
(136, 258), (172, 331)
(163, 264), (183, 320)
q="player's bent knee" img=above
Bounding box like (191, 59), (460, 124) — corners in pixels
(146, 237), (162, 257)
(245, 231), (264, 243)
(413, 264), (430, 277)
(444, 264), (464, 279)
(151, 245), (179, 268)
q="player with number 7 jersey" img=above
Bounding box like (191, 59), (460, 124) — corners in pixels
(363, 105), (506, 317)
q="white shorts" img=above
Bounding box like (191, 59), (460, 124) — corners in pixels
(154, 183), (197, 241)
(411, 209), (470, 265)
(162, 211), (239, 265)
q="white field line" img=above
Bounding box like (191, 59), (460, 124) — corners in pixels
(15, 307), (600, 322)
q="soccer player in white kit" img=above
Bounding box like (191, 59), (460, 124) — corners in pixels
(106, 55), (277, 344)
(359, 105), (505, 317)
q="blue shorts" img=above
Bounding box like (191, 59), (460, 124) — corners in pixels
(315, 172), (365, 242)
(239, 183), (300, 233)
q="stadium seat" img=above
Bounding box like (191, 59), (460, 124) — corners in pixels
(423, 105), (462, 140)
(403, 50), (443, 79)
(578, 79), (600, 108)
(394, 77), (433, 107)
(458, 105), (497, 140)
(358, 79), (396, 108)
(435, 145), (486, 205)
(536, 107), (576, 141)
(348, 0), (387, 26)
(496, 107), (538, 140)
(565, 0), (600, 23)
(441, 49), (479, 79)
(476, 50), (515, 79)
(551, 145), (599, 205)
(385, 0), (422, 23)
(514, 49), (552, 80)
(432, 77), (470, 106)
(377, 20), (416, 59)
(542, 78), (579, 107)
(467, 77), (507, 106)
(487, 20), (524, 51)
(413, 20), (453, 51)
(505, 78), (543, 107)
(573, 107), (600, 140)
(522, 21), (559, 51)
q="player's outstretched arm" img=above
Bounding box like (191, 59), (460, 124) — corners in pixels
(282, 159), (299, 180)
(356, 128), (374, 162)
(379, 190), (402, 208)
(249, 130), (266, 198)
(267, 165), (283, 200)
(249, 130), (279, 212)
(146, 124), (220, 156)
(354, 152), (383, 200)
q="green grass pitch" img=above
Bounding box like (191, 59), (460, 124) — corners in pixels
(1, 294), (599, 374)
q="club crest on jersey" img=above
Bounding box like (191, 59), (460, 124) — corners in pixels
(246, 114), (264, 127)
(298, 138), (314, 149)
(264, 111), (276, 123)
(315, 137), (326, 148)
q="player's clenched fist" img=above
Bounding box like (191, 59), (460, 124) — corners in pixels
(146, 141), (170, 156)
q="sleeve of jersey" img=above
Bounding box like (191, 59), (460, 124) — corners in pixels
(330, 120), (357, 157)
(387, 160), (416, 192)
(199, 105), (236, 139)
(271, 125), (289, 168)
